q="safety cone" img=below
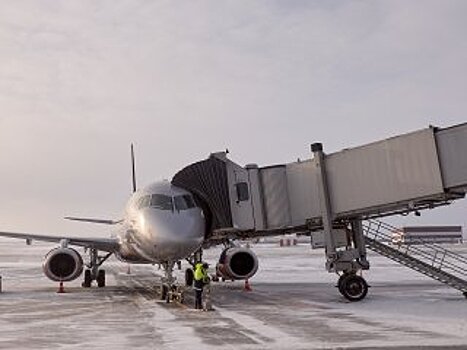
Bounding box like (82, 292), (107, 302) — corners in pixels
(57, 281), (65, 293)
(243, 279), (252, 292)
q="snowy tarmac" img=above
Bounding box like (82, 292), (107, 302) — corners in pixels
(0, 240), (466, 350)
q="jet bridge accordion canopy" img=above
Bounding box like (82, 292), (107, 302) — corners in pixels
(172, 155), (233, 231)
(172, 123), (467, 233)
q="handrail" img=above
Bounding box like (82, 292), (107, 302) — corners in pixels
(363, 220), (467, 280)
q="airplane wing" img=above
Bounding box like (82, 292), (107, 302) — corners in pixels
(0, 231), (120, 252)
(64, 216), (123, 225)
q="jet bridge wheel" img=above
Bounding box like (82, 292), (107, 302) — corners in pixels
(338, 273), (368, 302)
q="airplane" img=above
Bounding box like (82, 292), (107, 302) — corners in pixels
(0, 145), (259, 302)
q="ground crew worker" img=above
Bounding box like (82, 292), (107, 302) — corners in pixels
(193, 262), (209, 309)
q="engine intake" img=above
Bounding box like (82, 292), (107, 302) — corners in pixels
(43, 247), (84, 282)
(216, 247), (258, 280)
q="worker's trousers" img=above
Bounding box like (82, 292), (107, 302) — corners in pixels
(194, 280), (204, 309)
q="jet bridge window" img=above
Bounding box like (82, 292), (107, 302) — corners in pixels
(235, 182), (249, 202)
(150, 194), (173, 211)
(174, 195), (196, 211)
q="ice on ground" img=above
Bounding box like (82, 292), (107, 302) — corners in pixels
(0, 240), (466, 349)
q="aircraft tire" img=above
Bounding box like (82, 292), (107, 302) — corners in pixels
(82, 269), (92, 288)
(337, 273), (348, 294)
(339, 274), (368, 302)
(160, 284), (168, 301)
(185, 268), (194, 287)
(97, 270), (106, 288)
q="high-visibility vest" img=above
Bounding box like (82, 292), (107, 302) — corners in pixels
(194, 263), (206, 281)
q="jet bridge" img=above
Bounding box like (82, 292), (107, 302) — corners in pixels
(172, 122), (467, 300)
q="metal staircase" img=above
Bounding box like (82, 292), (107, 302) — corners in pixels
(362, 220), (467, 296)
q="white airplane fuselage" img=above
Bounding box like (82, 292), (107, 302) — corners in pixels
(114, 181), (205, 264)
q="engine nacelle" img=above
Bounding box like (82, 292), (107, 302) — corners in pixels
(216, 247), (259, 280)
(42, 247), (84, 282)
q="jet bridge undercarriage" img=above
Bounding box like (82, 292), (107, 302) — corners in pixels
(172, 123), (467, 301)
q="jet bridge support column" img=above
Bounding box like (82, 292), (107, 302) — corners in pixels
(311, 143), (337, 268)
(312, 143), (370, 301)
(350, 219), (369, 269)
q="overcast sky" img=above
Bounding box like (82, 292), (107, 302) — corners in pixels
(0, 1), (466, 236)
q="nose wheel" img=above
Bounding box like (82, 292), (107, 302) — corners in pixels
(337, 273), (368, 302)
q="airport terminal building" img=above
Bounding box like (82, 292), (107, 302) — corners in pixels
(392, 226), (463, 245)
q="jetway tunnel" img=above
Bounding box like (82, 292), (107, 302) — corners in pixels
(171, 155), (233, 235)
(173, 123), (467, 235)
(172, 122), (467, 300)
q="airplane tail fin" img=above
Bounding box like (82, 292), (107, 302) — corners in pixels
(131, 143), (137, 193)
(65, 145), (136, 225)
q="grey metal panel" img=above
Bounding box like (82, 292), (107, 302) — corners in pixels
(246, 166), (266, 230)
(225, 158), (255, 230)
(260, 166), (291, 228)
(326, 128), (444, 215)
(436, 123), (467, 190)
(311, 229), (348, 249)
(286, 160), (321, 226)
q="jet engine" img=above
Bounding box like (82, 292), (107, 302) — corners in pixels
(43, 247), (84, 282)
(216, 247), (258, 280)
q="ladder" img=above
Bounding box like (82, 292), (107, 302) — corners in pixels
(362, 220), (467, 296)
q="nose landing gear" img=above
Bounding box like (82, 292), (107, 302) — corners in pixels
(160, 261), (185, 303)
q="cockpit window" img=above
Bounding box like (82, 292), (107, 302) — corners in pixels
(174, 195), (196, 211)
(150, 194), (173, 211)
(137, 195), (150, 209)
(184, 195), (196, 208)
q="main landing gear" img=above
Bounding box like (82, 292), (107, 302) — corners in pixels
(82, 248), (112, 288)
(337, 272), (369, 302)
(185, 268), (194, 287)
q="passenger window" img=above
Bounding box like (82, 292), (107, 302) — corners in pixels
(150, 194), (173, 211)
(137, 195), (150, 209)
(235, 182), (249, 202)
(174, 195), (196, 211)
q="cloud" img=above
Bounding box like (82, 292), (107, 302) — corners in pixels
(0, 1), (465, 233)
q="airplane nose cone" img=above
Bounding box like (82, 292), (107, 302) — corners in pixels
(141, 209), (204, 261)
